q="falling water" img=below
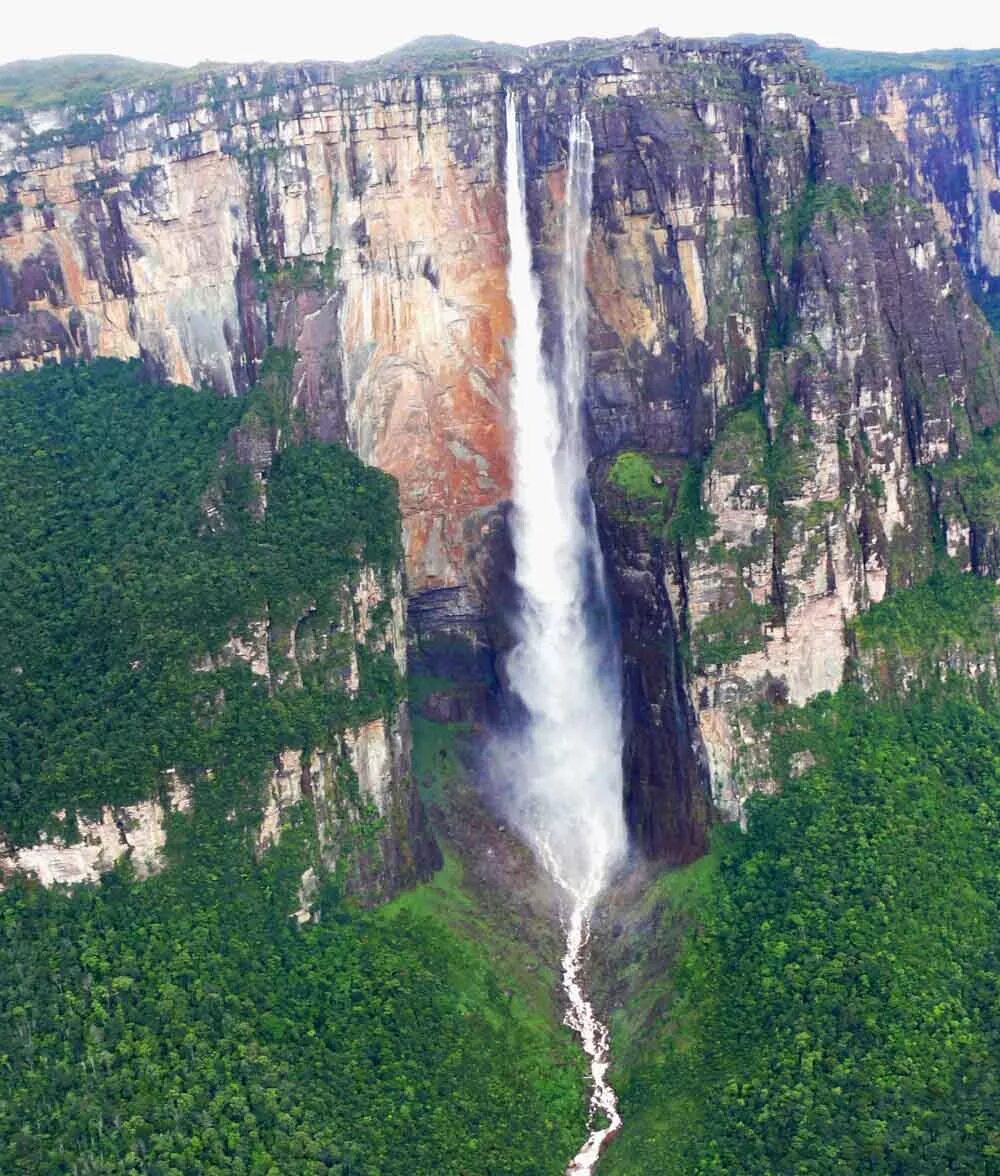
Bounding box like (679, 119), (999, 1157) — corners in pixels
(501, 92), (627, 1173)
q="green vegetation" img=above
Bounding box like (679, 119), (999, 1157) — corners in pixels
(605, 571), (1000, 1175)
(410, 714), (470, 808)
(608, 830), (736, 1075)
(405, 671), (575, 1047)
(254, 248), (342, 300)
(776, 182), (864, 263)
(690, 593), (768, 670)
(0, 831), (584, 1174)
(710, 402), (768, 482)
(606, 450), (715, 545)
(608, 450), (671, 504)
(933, 426), (1000, 527)
(666, 460), (715, 545)
(851, 563), (1000, 658)
(0, 358), (401, 843)
(804, 42), (1000, 84)
(0, 359), (586, 1175)
(0, 55), (181, 111)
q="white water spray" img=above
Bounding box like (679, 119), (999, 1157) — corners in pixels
(501, 93), (627, 1173)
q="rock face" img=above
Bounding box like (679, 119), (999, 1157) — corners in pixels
(251, 562), (439, 905)
(2, 33), (999, 858)
(0, 64), (513, 610)
(859, 66), (1000, 326)
(594, 470), (710, 864)
(515, 39), (1000, 835)
(0, 790), (182, 886)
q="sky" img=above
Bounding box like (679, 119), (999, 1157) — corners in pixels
(4, 0), (999, 67)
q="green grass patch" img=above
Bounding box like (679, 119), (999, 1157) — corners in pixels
(383, 849), (563, 1037)
(410, 714), (471, 808)
(606, 450), (716, 547)
(608, 451), (672, 502)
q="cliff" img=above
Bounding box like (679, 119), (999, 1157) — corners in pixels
(2, 33), (999, 859)
(515, 37), (1000, 834)
(0, 360), (437, 903)
(859, 63), (999, 329)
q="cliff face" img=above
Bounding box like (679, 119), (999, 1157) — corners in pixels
(516, 40), (1000, 830)
(2, 34), (999, 859)
(860, 66), (1000, 326)
(249, 561), (440, 906)
(0, 64), (513, 614)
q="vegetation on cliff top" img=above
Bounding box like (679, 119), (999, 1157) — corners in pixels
(0, 55), (181, 111)
(802, 42), (1000, 84)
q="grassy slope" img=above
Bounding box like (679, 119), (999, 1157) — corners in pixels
(401, 679), (571, 1035)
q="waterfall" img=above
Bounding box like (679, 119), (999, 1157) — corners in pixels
(501, 92), (627, 1173)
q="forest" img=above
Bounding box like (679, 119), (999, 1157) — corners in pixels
(0, 358), (403, 843)
(4, 361), (1000, 1175)
(0, 359), (584, 1175)
(604, 574), (1000, 1174)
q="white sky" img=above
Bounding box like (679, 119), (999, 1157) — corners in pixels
(4, 0), (999, 67)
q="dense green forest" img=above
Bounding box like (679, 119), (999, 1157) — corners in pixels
(0, 826), (583, 1174)
(604, 574), (1000, 1174)
(6, 359), (1000, 1174)
(0, 358), (401, 843)
(0, 359), (585, 1175)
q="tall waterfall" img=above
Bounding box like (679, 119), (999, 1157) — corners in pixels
(501, 92), (627, 1173)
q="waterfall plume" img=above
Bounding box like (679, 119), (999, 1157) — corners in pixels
(498, 92), (627, 903)
(498, 91), (626, 1173)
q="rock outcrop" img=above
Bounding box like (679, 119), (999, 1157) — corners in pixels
(0, 787), (184, 886)
(860, 65), (1000, 326)
(2, 33), (999, 857)
(252, 561), (439, 905)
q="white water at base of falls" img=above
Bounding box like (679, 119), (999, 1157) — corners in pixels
(563, 900), (623, 1172)
(502, 93), (627, 1175)
(540, 841), (623, 1173)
